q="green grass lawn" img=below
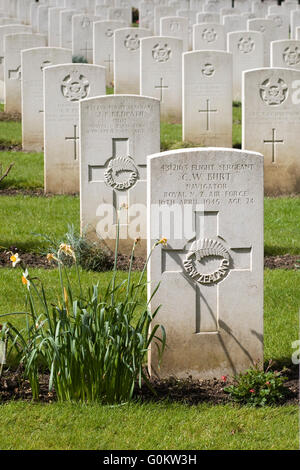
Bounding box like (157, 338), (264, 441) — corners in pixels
(0, 120), (22, 146)
(0, 151), (43, 190)
(0, 267), (298, 364)
(0, 402), (297, 450)
(1, 194), (299, 256)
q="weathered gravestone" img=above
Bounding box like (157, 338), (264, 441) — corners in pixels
(72, 14), (103, 63)
(80, 95), (160, 257)
(21, 47), (72, 152)
(93, 20), (125, 86)
(114, 27), (150, 94)
(48, 6), (65, 47)
(267, 13), (290, 41)
(108, 7), (131, 26)
(291, 9), (300, 39)
(60, 9), (78, 50)
(4, 32), (46, 113)
(247, 18), (277, 66)
(0, 24), (32, 82)
(193, 22), (226, 51)
(271, 39), (300, 69)
(37, 5), (49, 36)
(139, 1), (154, 33)
(160, 16), (189, 52)
(140, 36), (183, 122)
(148, 148), (264, 379)
(44, 64), (106, 194)
(228, 30), (264, 102)
(197, 12), (221, 24)
(243, 67), (300, 195)
(183, 50), (232, 146)
(222, 14), (247, 35)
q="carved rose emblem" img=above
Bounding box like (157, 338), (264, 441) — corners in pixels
(238, 37), (255, 54)
(124, 34), (140, 51)
(283, 46), (300, 66)
(61, 71), (90, 102)
(260, 78), (288, 106)
(202, 28), (217, 43)
(152, 43), (171, 62)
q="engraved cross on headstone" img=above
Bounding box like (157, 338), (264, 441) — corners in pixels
(104, 54), (113, 72)
(154, 77), (168, 102)
(88, 138), (146, 225)
(80, 41), (93, 61)
(161, 211), (252, 334)
(263, 128), (284, 163)
(8, 65), (21, 80)
(65, 124), (79, 161)
(198, 99), (217, 131)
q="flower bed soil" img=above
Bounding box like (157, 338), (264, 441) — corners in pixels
(0, 365), (298, 406)
(1, 250), (299, 271)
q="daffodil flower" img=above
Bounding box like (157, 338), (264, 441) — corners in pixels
(157, 237), (168, 247)
(22, 269), (30, 289)
(10, 253), (20, 268)
(58, 243), (76, 260)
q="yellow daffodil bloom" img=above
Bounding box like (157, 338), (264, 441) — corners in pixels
(158, 237), (167, 246)
(59, 243), (76, 259)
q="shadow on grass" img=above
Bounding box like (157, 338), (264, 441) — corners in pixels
(264, 245), (300, 256)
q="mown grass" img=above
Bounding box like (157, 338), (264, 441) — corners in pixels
(0, 120), (22, 146)
(0, 267), (298, 364)
(1, 194), (299, 255)
(0, 195), (79, 252)
(0, 402), (297, 450)
(0, 151), (43, 190)
(264, 197), (300, 255)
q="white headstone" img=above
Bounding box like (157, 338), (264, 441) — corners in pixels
(44, 64), (106, 194)
(148, 147), (264, 379)
(291, 9), (300, 39)
(139, 1), (154, 33)
(72, 14), (103, 63)
(267, 13), (290, 41)
(37, 5), (49, 36)
(243, 67), (300, 195)
(60, 9), (77, 50)
(0, 24), (32, 81)
(114, 27), (150, 94)
(140, 36), (183, 122)
(197, 12), (221, 24)
(4, 32), (46, 113)
(108, 7), (132, 25)
(154, 6), (176, 34)
(183, 50), (232, 146)
(222, 14), (247, 35)
(248, 18), (277, 66)
(193, 22), (226, 51)
(48, 6), (65, 47)
(271, 39), (300, 69)
(93, 19), (125, 86)
(160, 16), (189, 52)
(21, 47), (72, 152)
(80, 94), (160, 256)
(228, 30), (264, 101)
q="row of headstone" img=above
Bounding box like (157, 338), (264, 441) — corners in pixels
(1, 0), (297, 382)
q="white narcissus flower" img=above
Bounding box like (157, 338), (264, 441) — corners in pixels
(22, 269), (30, 289)
(10, 253), (20, 268)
